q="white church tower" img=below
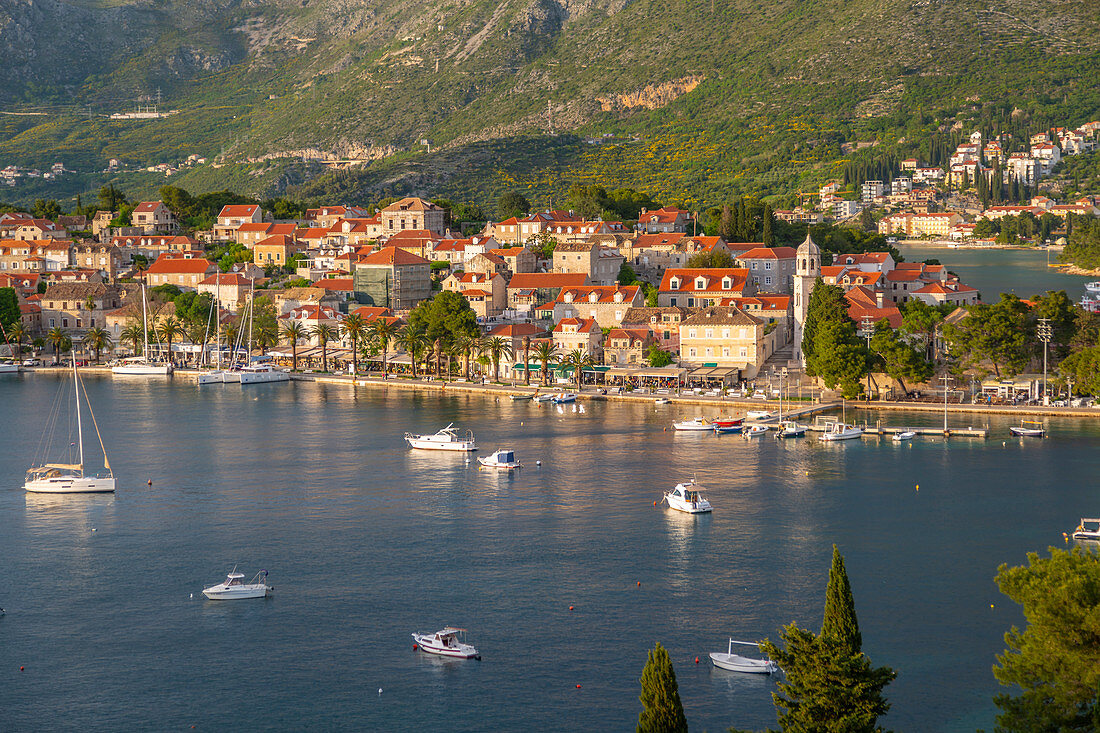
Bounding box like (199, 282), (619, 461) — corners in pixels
(793, 232), (820, 366)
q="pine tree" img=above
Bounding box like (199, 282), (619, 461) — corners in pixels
(637, 642), (688, 733)
(821, 544), (862, 654)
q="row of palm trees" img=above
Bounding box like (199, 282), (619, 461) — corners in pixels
(276, 317), (597, 387)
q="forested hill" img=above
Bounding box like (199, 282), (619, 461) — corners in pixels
(1, 0), (1099, 206)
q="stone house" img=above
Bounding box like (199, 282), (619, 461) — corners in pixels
(679, 306), (777, 379)
(353, 246), (432, 313)
(253, 234), (306, 268)
(489, 246), (537, 274)
(215, 204), (263, 240)
(603, 328), (657, 366)
(735, 247), (797, 294)
(552, 317), (603, 360)
(442, 271), (507, 318)
(144, 254), (218, 291)
(131, 202), (177, 235)
(72, 243), (123, 282)
(552, 241), (624, 285)
(621, 306), (691, 352)
(506, 273), (589, 311)
(40, 282), (122, 335)
(551, 284), (643, 328)
(658, 268), (754, 307)
(380, 198), (446, 236)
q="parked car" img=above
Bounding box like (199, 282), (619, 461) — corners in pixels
(21, 358), (39, 367)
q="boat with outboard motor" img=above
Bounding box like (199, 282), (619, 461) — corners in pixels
(412, 627), (480, 659)
(777, 421), (808, 438)
(1009, 420), (1045, 438)
(551, 392), (576, 404)
(1072, 518), (1100, 542)
(404, 423), (478, 451)
(745, 424), (770, 438)
(672, 417), (714, 431)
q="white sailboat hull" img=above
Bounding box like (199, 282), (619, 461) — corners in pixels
(197, 370), (237, 384)
(25, 476), (116, 493)
(0, 363), (19, 373)
(112, 363), (171, 375)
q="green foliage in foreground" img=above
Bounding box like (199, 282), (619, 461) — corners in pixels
(0, 286), (20, 334)
(637, 642), (688, 733)
(1061, 216), (1100, 270)
(993, 547), (1100, 732)
(751, 545), (896, 733)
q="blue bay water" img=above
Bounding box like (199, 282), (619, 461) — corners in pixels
(896, 244), (1092, 300)
(1, 376), (1097, 731)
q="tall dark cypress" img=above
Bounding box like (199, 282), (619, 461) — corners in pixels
(763, 204), (774, 248)
(637, 643), (688, 733)
(821, 544), (862, 654)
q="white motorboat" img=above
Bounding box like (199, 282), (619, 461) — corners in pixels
(663, 479), (713, 513)
(405, 423), (478, 451)
(778, 421), (807, 438)
(745, 409), (773, 420)
(25, 355), (115, 493)
(201, 569), (271, 600)
(654, 398), (671, 405)
(672, 417), (713, 431)
(820, 423), (863, 441)
(745, 424), (769, 438)
(893, 430), (917, 441)
(197, 370), (240, 384)
(551, 393), (576, 404)
(412, 627), (480, 659)
(0, 361), (19, 373)
(239, 363), (290, 384)
(532, 393), (554, 402)
(709, 639), (778, 674)
(478, 449), (521, 470)
(1009, 420), (1045, 438)
(1085, 281), (1100, 294)
(112, 282), (172, 376)
(509, 393), (530, 401)
(1072, 518), (1100, 542)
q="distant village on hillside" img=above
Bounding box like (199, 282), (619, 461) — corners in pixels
(1, 122), (1098, 388)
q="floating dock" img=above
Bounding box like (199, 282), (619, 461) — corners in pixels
(807, 416), (987, 438)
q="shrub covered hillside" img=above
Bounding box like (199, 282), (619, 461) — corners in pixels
(1, 0), (1098, 206)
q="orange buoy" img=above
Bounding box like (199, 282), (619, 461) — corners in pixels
(576, 684), (582, 689)
(653, 501), (657, 506)
(147, 479), (152, 485)
(20, 666), (24, 671)
(637, 581), (641, 587)
(413, 644), (418, 650)
(569, 606), (574, 611)
(695, 657), (700, 664)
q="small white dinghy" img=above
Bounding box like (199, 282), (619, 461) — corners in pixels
(478, 449), (521, 470)
(532, 393), (554, 402)
(709, 638), (779, 674)
(745, 409), (773, 420)
(202, 569), (271, 600)
(893, 430), (917, 442)
(551, 393), (576, 404)
(663, 479), (713, 513)
(745, 424), (769, 438)
(672, 417), (713, 431)
(1009, 420), (1045, 438)
(654, 398), (671, 405)
(412, 627), (480, 660)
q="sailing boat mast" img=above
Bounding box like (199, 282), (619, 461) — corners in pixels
(215, 272), (222, 369)
(247, 278), (255, 363)
(141, 281), (150, 362)
(72, 352), (84, 476)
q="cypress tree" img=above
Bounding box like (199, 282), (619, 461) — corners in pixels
(763, 204), (775, 248)
(637, 642), (688, 733)
(821, 544), (862, 654)
(719, 204), (734, 241)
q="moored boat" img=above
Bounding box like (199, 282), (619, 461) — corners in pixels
(820, 423), (863, 441)
(654, 397), (671, 405)
(477, 449), (521, 470)
(202, 570), (271, 600)
(709, 639), (778, 674)
(778, 421), (808, 438)
(745, 409), (773, 420)
(551, 393), (576, 404)
(672, 417), (713, 431)
(745, 424), (769, 438)
(25, 354), (115, 494)
(404, 423), (478, 451)
(1085, 281), (1100, 294)
(893, 430), (917, 441)
(1009, 420), (1045, 438)
(412, 628), (480, 659)
(713, 424), (742, 434)
(712, 417), (743, 428)
(1072, 518), (1100, 541)
(663, 479), (713, 513)
(239, 362), (290, 384)
(532, 393), (554, 402)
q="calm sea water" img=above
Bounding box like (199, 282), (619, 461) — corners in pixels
(897, 244), (1092, 301)
(1, 376), (1097, 731)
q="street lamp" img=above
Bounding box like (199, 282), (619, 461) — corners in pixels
(1038, 318), (1052, 406)
(859, 316), (874, 401)
(941, 374), (953, 435)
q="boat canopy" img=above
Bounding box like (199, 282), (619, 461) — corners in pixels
(39, 463), (82, 471)
(497, 451), (514, 463)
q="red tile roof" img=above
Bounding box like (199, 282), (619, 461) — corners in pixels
(659, 268), (749, 293)
(359, 246), (429, 266)
(506, 273), (589, 290)
(737, 247), (796, 260)
(218, 204), (260, 219)
(146, 256), (215, 274)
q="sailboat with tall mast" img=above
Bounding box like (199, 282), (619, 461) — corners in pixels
(197, 272), (238, 384)
(25, 353), (116, 493)
(112, 281), (171, 376)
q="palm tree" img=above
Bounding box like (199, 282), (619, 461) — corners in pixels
(8, 321), (26, 358)
(454, 332), (478, 380)
(121, 322), (144, 356)
(187, 322), (207, 366)
(367, 318), (400, 377)
(157, 316), (184, 365)
(83, 327), (113, 364)
(562, 349), (594, 390)
(482, 336), (514, 382)
(47, 327), (68, 362)
(397, 324), (428, 378)
(254, 319), (278, 354)
(522, 335), (532, 386)
(281, 321), (305, 371)
(342, 313), (366, 375)
(533, 341), (559, 386)
(224, 321), (239, 358)
(433, 338), (443, 378)
(311, 323), (337, 372)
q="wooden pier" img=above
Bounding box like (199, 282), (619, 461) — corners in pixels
(805, 416), (987, 438)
